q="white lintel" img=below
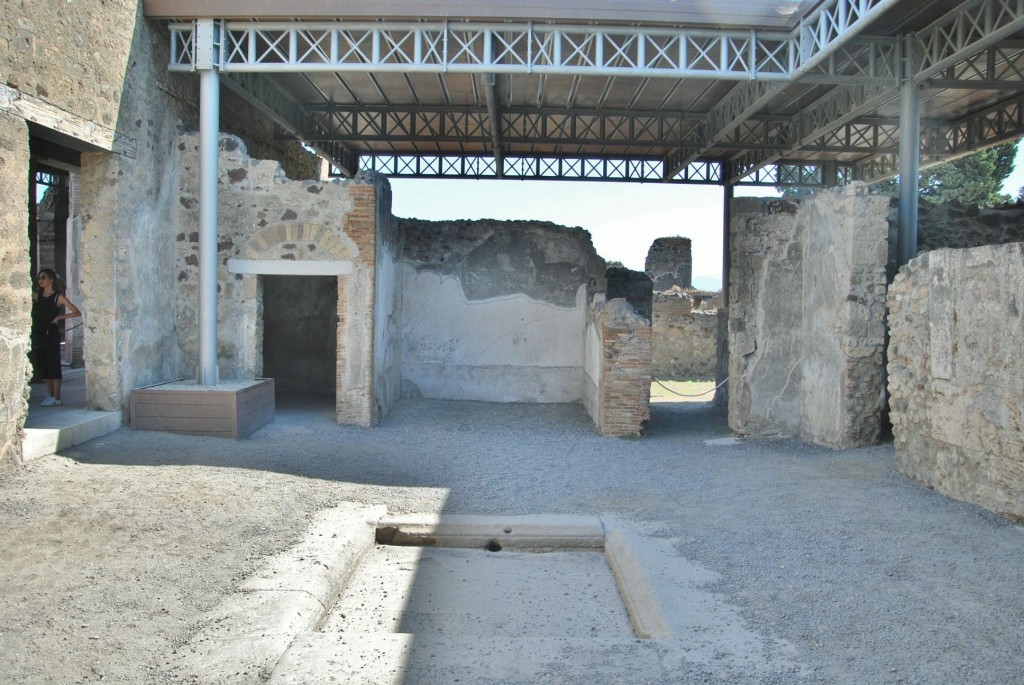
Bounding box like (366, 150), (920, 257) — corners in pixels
(227, 258), (354, 276)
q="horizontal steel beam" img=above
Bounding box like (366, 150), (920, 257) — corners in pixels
(167, 18), (901, 83)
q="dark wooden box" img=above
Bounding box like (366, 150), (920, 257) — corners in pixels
(130, 379), (275, 439)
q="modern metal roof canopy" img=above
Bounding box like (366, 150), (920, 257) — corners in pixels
(144, 0), (1024, 188)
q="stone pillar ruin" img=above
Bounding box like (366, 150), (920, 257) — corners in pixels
(645, 237), (693, 290)
(727, 185), (889, 448)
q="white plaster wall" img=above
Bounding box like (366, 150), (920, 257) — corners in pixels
(582, 311), (604, 423)
(401, 268), (586, 402)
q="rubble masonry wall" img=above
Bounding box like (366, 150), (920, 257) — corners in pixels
(0, 114), (32, 463)
(652, 293), (718, 380)
(175, 134), (388, 426)
(888, 244), (1024, 520)
(728, 185), (889, 448)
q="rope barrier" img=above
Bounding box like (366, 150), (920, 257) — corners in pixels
(652, 377), (727, 398)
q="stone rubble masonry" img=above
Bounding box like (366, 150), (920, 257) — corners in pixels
(887, 243), (1024, 520)
(645, 237), (693, 290)
(728, 184), (889, 448)
(606, 265), (653, 321)
(652, 289), (718, 381)
(0, 113), (33, 464)
(175, 134), (385, 427)
(584, 298), (652, 437)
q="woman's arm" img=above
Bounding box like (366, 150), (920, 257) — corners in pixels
(54, 295), (81, 323)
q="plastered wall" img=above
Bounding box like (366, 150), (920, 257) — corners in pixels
(397, 219), (605, 403)
(888, 243), (1024, 519)
(728, 184), (889, 448)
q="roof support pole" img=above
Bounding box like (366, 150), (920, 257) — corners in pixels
(197, 22), (220, 385)
(897, 37), (920, 269)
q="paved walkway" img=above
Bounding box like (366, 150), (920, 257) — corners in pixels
(23, 368), (121, 460)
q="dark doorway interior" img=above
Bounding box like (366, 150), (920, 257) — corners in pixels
(262, 275), (338, 403)
(28, 133), (85, 382)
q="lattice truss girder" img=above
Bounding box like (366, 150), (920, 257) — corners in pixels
(354, 151), (844, 188)
(303, 105), (705, 148)
(854, 91), (1024, 181)
(169, 10), (901, 82)
(914, 0), (1024, 80)
(355, 153), (723, 184)
(924, 42), (1024, 88)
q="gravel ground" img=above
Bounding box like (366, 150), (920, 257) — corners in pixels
(1, 397), (1022, 684)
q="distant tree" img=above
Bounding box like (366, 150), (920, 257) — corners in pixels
(872, 141), (1018, 206)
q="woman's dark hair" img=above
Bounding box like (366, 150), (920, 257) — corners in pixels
(37, 269), (65, 295)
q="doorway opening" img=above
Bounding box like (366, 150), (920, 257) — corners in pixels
(262, 275), (338, 413)
(27, 133), (86, 412)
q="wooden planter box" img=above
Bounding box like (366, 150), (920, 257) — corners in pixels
(130, 379), (275, 439)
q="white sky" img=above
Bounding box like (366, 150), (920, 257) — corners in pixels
(391, 144), (1024, 291)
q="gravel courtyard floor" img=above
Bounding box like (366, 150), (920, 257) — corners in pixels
(1, 397), (1022, 684)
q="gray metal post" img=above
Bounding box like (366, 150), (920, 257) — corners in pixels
(897, 38), (921, 269)
(722, 181), (733, 305)
(198, 66), (220, 385)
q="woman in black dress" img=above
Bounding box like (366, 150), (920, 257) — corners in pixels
(31, 269), (81, 406)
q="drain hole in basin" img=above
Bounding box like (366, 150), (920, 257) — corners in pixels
(485, 539), (502, 552)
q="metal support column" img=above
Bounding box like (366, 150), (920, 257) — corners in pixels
(722, 180), (733, 305)
(897, 36), (921, 269)
(197, 20), (220, 384)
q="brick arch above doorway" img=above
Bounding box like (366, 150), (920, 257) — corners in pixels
(240, 222), (358, 262)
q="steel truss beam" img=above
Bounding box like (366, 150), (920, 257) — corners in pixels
(923, 42), (1024, 88)
(222, 72), (358, 175)
(166, 0), (1024, 187)
(730, 82), (896, 182)
(915, 0), (1024, 81)
(167, 10), (900, 83)
(855, 90), (1024, 181)
(300, 104), (925, 159)
(355, 153), (724, 184)
(300, 104), (703, 148)
(354, 151), (852, 188)
(665, 81), (784, 179)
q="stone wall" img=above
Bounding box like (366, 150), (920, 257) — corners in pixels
(651, 290), (718, 380)
(728, 185), (889, 448)
(888, 243), (1024, 520)
(583, 298), (652, 437)
(175, 134), (386, 426)
(0, 113), (32, 463)
(398, 219), (605, 403)
(646, 237), (692, 290)
(606, 265), (652, 321)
